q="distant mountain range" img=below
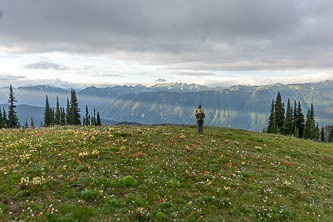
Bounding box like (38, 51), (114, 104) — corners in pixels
(78, 82), (212, 98)
(1, 81), (333, 130)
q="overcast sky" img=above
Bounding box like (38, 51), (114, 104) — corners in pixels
(1, 0), (333, 88)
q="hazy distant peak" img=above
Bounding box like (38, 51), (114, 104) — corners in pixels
(18, 85), (69, 93)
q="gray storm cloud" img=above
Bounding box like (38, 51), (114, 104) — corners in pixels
(1, 0), (333, 70)
(0, 74), (25, 81)
(25, 62), (70, 71)
(174, 72), (216, 77)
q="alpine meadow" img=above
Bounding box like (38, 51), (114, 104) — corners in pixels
(1, 0), (333, 221)
(0, 125), (332, 221)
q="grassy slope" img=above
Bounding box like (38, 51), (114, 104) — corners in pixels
(0, 126), (332, 221)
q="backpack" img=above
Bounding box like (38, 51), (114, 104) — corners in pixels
(195, 109), (205, 120)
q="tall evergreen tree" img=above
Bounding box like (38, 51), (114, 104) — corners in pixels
(267, 100), (276, 133)
(60, 107), (66, 126)
(315, 123), (320, 141)
(30, 117), (35, 129)
(91, 107), (96, 126)
(84, 105), (90, 126)
(55, 96), (61, 125)
(24, 119), (29, 129)
(0, 108), (3, 129)
(7, 85), (19, 128)
(2, 107), (8, 128)
(304, 109), (312, 139)
(283, 98), (293, 135)
(296, 101), (305, 138)
(329, 126), (333, 143)
(50, 108), (55, 126)
(293, 100), (297, 134)
(274, 92), (285, 131)
(44, 95), (52, 127)
(66, 97), (71, 125)
(320, 127), (325, 142)
(310, 103), (316, 139)
(96, 112), (102, 126)
(70, 89), (81, 125)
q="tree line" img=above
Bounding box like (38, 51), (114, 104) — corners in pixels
(265, 92), (333, 142)
(0, 85), (102, 129)
(43, 89), (101, 127)
(0, 85), (19, 129)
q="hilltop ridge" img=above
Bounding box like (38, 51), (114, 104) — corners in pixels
(0, 125), (332, 221)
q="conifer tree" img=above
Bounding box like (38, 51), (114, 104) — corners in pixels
(274, 92), (285, 131)
(283, 98), (293, 135)
(24, 119), (29, 129)
(0, 108), (3, 129)
(267, 100), (276, 133)
(304, 109), (312, 139)
(84, 105), (90, 126)
(315, 123), (320, 141)
(7, 85), (19, 128)
(321, 127), (325, 142)
(310, 103), (316, 139)
(96, 112), (102, 126)
(296, 101), (305, 138)
(66, 97), (71, 125)
(91, 107), (96, 126)
(55, 96), (61, 125)
(70, 89), (81, 125)
(2, 107), (8, 128)
(293, 100), (297, 133)
(330, 126), (333, 143)
(60, 107), (66, 125)
(44, 95), (52, 127)
(51, 108), (55, 126)
(31, 117), (35, 129)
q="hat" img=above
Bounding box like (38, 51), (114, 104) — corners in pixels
(198, 105), (202, 108)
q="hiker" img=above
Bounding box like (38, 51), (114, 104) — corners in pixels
(195, 105), (205, 134)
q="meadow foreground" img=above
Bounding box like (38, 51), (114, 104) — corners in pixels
(0, 125), (332, 221)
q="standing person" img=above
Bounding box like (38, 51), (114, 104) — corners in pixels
(195, 105), (205, 134)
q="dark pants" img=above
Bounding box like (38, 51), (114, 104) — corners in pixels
(197, 120), (204, 133)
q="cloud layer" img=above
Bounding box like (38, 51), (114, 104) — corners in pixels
(1, 0), (333, 72)
(25, 61), (69, 70)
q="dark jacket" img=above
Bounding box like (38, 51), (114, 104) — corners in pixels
(195, 108), (205, 121)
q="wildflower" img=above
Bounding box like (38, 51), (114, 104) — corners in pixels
(135, 152), (145, 158)
(79, 151), (89, 158)
(255, 146), (263, 150)
(283, 180), (291, 187)
(90, 136), (96, 143)
(136, 207), (145, 218)
(19, 153), (32, 162)
(32, 176), (46, 185)
(224, 186), (231, 191)
(91, 149), (100, 155)
(20, 177), (30, 186)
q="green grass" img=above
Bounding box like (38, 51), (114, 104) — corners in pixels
(0, 125), (332, 221)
